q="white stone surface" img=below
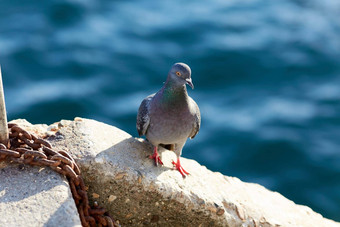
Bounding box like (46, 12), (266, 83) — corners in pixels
(0, 119), (81, 227)
(47, 117), (340, 227)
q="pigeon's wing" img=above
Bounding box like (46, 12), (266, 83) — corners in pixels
(137, 94), (154, 136)
(189, 98), (201, 139)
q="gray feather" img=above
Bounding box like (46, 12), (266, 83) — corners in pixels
(189, 97), (201, 139)
(136, 94), (154, 136)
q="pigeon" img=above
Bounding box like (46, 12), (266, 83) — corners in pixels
(137, 63), (201, 177)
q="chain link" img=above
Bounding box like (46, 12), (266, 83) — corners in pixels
(0, 123), (118, 227)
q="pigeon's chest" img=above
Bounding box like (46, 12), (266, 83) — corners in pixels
(148, 104), (194, 143)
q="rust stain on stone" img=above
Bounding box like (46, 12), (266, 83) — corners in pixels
(115, 172), (127, 180)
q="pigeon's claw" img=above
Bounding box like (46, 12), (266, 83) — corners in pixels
(150, 154), (163, 166)
(149, 147), (163, 166)
(172, 158), (189, 178)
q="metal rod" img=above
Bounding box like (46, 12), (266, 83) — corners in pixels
(0, 66), (9, 146)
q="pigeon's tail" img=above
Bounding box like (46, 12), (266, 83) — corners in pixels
(160, 144), (175, 151)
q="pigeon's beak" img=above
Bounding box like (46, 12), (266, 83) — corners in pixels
(185, 78), (194, 89)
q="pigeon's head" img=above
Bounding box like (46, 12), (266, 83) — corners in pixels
(168, 63), (194, 89)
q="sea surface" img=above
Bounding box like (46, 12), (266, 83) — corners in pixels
(1, 0), (340, 221)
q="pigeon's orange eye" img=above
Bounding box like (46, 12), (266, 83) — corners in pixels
(176, 71), (181, 77)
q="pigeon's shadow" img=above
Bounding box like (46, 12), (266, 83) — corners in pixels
(98, 137), (179, 179)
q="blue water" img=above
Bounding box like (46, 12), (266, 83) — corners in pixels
(1, 0), (340, 221)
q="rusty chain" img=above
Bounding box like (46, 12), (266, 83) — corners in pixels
(0, 123), (118, 227)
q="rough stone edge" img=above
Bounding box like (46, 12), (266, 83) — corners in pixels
(8, 118), (340, 227)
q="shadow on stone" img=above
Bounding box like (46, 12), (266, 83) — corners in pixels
(0, 164), (80, 226)
(0, 165), (67, 202)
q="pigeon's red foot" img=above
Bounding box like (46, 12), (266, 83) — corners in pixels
(149, 147), (163, 166)
(172, 157), (189, 178)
